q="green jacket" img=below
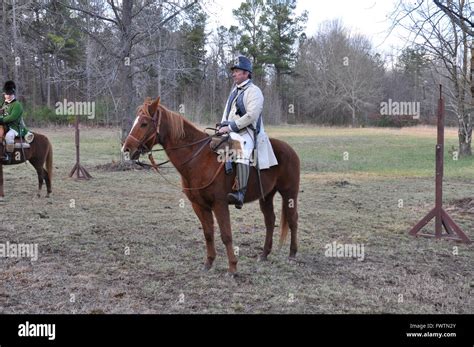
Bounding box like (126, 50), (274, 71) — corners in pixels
(0, 99), (28, 137)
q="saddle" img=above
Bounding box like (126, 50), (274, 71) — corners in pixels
(0, 132), (34, 148)
(209, 135), (244, 180)
(209, 135), (242, 153)
(0, 137), (30, 163)
(0, 136), (33, 149)
(13, 138), (31, 149)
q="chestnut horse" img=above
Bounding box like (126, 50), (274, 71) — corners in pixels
(122, 97), (300, 274)
(0, 132), (53, 199)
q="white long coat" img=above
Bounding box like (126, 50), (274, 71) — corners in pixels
(221, 80), (278, 169)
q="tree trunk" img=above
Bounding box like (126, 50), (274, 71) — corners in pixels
(119, 0), (134, 142)
(47, 56), (51, 108)
(459, 131), (472, 156)
(351, 106), (356, 128)
(450, 0), (472, 157)
(2, 1), (8, 79)
(11, 0), (18, 84)
(465, 41), (474, 157)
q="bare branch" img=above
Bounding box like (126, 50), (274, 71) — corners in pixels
(59, 1), (119, 26)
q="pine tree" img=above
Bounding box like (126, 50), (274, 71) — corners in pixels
(261, 0), (307, 121)
(232, 0), (266, 80)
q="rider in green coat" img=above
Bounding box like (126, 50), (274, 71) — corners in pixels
(0, 81), (28, 159)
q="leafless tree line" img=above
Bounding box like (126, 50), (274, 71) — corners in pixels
(0, 0), (472, 155)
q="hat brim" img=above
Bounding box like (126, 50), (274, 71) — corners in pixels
(230, 66), (251, 72)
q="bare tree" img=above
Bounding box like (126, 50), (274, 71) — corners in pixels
(60, 0), (199, 139)
(391, 0), (472, 156)
(295, 20), (384, 126)
(434, 0), (474, 36)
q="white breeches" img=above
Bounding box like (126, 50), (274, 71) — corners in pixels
(229, 130), (254, 165)
(5, 129), (18, 144)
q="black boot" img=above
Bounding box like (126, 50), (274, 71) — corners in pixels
(2, 153), (10, 163)
(0, 143), (9, 163)
(227, 163), (249, 209)
(4, 143), (14, 163)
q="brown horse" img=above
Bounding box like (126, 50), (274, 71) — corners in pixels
(122, 97), (300, 274)
(0, 132), (53, 198)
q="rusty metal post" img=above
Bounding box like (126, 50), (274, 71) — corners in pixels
(69, 114), (92, 180)
(408, 85), (471, 244)
(435, 86), (444, 237)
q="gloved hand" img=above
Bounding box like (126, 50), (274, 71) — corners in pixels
(219, 121), (230, 128)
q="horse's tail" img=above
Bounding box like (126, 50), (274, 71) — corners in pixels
(278, 205), (289, 249)
(45, 140), (53, 181)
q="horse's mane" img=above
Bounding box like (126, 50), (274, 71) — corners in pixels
(136, 97), (203, 141)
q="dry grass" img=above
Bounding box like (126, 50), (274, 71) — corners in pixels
(265, 125), (459, 138)
(0, 126), (472, 314)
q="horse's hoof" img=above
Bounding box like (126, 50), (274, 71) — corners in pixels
(226, 272), (237, 279)
(258, 254), (268, 262)
(202, 263), (212, 272)
(288, 256), (297, 262)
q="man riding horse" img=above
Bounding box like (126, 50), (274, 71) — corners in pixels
(218, 56), (277, 209)
(0, 81), (29, 162)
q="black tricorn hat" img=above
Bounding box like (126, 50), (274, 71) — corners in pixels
(3, 80), (16, 95)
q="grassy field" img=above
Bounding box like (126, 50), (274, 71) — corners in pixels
(0, 125), (472, 314)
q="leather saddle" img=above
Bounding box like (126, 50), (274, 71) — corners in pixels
(209, 135), (242, 154)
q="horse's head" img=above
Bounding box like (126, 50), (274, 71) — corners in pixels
(122, 96), (161, 160)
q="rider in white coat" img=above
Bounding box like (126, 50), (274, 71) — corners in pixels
(218, 56), (278, 209)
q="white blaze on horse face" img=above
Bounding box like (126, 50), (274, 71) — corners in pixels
(131, 115), (140, 134)
(121, 116), (139, 154)
(122, 116), (140, 153)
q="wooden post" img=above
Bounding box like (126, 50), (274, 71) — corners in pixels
(69, 114), (92, 180)
(408, 85), (471, 243)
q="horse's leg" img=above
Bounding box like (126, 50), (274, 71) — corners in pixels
(43, 168), (51, 198)
(33, 164), (44, 198)
(191, 202), (216, 270)
(258, 189), (277, 261)
(281, 189), (299, 259)
(213, 203), (238, 275)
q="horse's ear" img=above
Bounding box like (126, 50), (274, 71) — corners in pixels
(150, 96), (161, 112)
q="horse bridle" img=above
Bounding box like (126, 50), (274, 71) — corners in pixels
(128, 105), (216, 173)
(126, 107), (162, 155)
(127, 106), (227, 190)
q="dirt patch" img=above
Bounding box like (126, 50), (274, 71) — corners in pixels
(329, 180), (353, 188)
(95, 160), (150, 172)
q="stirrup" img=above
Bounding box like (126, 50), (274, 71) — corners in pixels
(228, 191), (245, 209)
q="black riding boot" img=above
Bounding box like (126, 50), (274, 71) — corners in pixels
(4, 143), (14, 163)
(227, 163), (250, 209)
(0, 143), (9, 163)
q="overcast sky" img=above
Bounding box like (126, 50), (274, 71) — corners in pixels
(203, 0), (407, 56)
